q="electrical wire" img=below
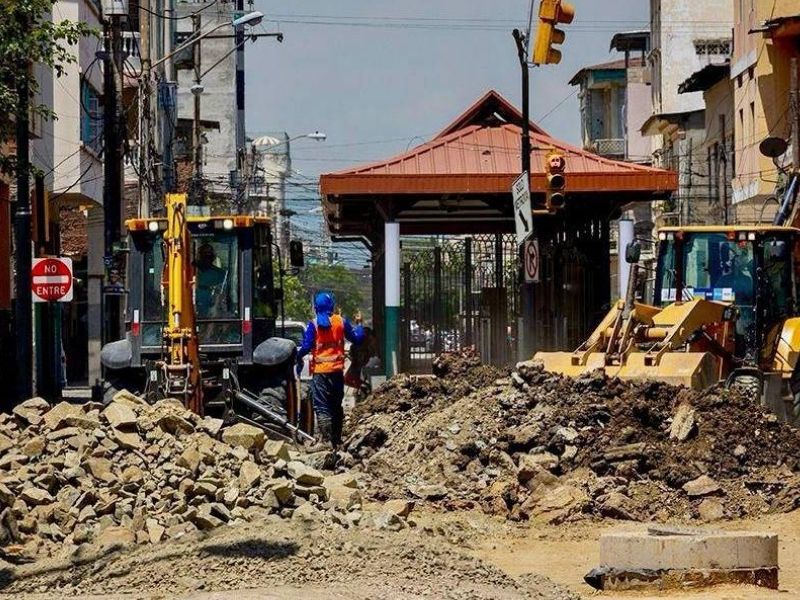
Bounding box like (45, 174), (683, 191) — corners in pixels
(137, 0), (219, 21)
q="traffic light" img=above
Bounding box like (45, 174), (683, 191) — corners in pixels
(545, 151), (566, 211)
(532, 0), (575, 65)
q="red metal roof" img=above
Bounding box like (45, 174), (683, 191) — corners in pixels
(321, 90), (677, 197)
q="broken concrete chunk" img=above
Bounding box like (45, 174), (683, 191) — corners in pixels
(221, 423), (265, 451)
(102, 403), (137, 429)
(20, 487), (54, 506)
(262, 440), (291, 462)
(683, 475), (721, 497)
(669, 402), (697, 442)
(287, 461), (324, 486)
(382, 499), (413, 518)
(238, 460), (261, 491)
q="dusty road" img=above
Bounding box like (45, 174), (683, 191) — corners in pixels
(472, 510), (800, 600)
(3, 508), (796, 599)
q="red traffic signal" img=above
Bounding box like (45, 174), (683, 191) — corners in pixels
(545, 151), (566, 211)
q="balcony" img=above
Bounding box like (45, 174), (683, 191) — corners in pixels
(591, 138), (625, 158)
(122, 31), (141, 77)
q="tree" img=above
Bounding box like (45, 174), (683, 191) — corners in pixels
(299, 263), (364, 318)
(282, 272), (313, 322)
(280, 263), (366, 322)
(0, 0), (95, 175)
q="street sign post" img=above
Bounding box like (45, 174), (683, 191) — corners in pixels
(512, 171), (533, 246)
(523, 239), (540, 283)
(31, 257), (73, 303)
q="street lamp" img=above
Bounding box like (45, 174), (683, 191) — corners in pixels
(150, 11), (264, 70)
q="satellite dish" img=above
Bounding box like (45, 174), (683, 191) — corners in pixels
(759, 137), (788, 159)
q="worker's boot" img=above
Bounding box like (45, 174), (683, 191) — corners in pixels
(306, 414), (333, 453)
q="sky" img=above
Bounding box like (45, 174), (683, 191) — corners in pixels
(245, 0), (650, 180)
(242, 1), (650, 263)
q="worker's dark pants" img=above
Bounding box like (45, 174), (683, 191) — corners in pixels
(311, 371), (345, 446)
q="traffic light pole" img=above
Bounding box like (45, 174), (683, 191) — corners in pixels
(513, 29), (531, 176)
(512, 28), (537, 361)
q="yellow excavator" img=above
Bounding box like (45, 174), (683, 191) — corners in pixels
(100, 193), (314, 441)
(536, 160), (800, 421)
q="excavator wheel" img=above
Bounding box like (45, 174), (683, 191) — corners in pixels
(725, 370), (764, 405)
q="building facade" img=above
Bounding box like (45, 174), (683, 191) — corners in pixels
(644, 0), (734, 226)
(732, 1), (800, 222)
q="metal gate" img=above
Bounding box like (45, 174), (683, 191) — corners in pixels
(400, 234), (519, 373)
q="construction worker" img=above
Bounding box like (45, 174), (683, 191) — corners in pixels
(296, 291), (364, 448)
(195, 243), (228, 318)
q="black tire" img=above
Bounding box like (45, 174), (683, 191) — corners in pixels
(728, 373), (763, 403)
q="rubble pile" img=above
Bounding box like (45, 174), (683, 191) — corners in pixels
(347, 356), (800, 523)
(0, 392), (364, 561)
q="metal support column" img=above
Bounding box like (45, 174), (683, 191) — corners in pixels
(384, 222), (400, 377)
(464, 237), (473, 346)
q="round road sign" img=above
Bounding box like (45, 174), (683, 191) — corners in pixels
(31, 257), (73, 302)
(524, 240), (539, 283)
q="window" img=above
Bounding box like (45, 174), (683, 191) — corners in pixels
(192, 232), (240, 320)
(80, 80), (103, 155)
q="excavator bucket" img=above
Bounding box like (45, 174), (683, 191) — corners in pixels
(534, 297), (731, 391)
(535, 350), (722, 390)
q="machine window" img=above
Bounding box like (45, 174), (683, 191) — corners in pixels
(193, 233), (240, 320)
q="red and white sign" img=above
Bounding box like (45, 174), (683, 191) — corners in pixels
(524, 239), (540, 283)
(31, 257), (73, 303)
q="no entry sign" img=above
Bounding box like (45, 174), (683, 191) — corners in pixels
(523, 239), (540, 283)
(31, 257), (73, 303)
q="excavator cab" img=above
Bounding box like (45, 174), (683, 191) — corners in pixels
(127, 215), (278, 367)
(653, 227), (798, 365)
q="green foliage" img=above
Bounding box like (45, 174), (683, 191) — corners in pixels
(0, 0), (96, 174)
(282, 272), (313, 322)
(281, 263), (365, 322)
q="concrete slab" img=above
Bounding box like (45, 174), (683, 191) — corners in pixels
(586, 527), (779, 591)
(600, 530), (778, 571)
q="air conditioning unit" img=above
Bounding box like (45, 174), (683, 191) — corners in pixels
(103, 0), (128, 16)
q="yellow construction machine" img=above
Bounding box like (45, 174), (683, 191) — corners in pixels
(538, 135), (800, 420)
(99, 193), (313, 441)
(536, 224), (800, 421)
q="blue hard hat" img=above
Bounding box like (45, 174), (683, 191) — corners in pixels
(314, 291), (335, 327)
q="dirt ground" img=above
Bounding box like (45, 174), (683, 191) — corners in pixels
(1, 506), (797, 599)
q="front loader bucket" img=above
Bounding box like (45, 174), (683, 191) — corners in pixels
(534, 351), (608, 379)
(535, 350), (721, 391)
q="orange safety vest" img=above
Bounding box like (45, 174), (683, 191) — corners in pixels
(312, 314), (346, 373)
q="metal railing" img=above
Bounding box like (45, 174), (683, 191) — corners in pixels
(122, 31), (141, 74)
(591, 138), (625, 158)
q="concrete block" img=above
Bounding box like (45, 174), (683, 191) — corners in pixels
(600, 530), (778, 571)
(587, 528), (779, 592)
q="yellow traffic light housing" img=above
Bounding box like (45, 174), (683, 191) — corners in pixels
(545, 151), (566, 211)
(532, 0), (575, 65)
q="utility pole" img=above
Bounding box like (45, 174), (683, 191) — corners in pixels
(512, 28), (536, 361)
(14, 9), (33, 402)
(234, 0), (246, 211)
(139, 0), (151, 217)
(103, 9), (124, 344)
(192, 13), (203, 203)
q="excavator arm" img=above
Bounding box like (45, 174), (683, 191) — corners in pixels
(163, 193), (203, 414)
